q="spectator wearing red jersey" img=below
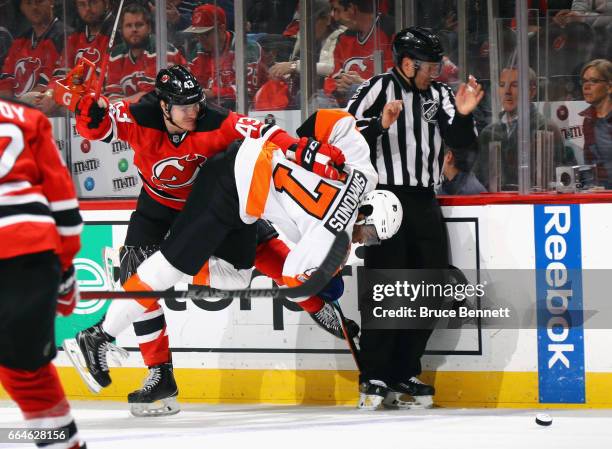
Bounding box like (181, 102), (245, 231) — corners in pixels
(325, 0), (394, 107)
(62, 0), (113, 72)
(40, 0), (114, 115)
(105, 2), (185, 102)
(0, 0), (68, 112)
(185, 4), (236, 108)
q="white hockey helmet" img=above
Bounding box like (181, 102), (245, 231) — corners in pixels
(356, 190), (403, 244)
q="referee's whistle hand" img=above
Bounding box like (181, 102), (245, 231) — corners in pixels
(382, 100), (403, 129)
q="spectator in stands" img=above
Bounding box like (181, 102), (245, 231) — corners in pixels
(184, 4), (236, 108)
(437, 143), (486, 195)
(105, 2), (185, 102)
(324, 0), (394, 107)
(65, 0), (113, 70)
(251, 33), (295, 110)
(267, 0), (346, 109)
(37, 0), (114, 115)
(475, 66), (573, 191)
(0, 0), (67, 111)
(580, 59), (612, 187)
(148, 1), (225, 50)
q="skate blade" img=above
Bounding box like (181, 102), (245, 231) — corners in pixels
(382, 392), (434, 409)
(357, 393), (384, 411)
(62, 339), (102, 394)
(130, 396), (180, 417)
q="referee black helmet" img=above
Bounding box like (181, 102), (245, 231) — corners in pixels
(392, 27), (444, 66)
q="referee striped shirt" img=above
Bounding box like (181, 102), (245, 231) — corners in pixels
(346, 67), (476, 188)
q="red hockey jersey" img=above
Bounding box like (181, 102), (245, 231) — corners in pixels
(60, 25), (111, 73)
(0, 19), (65, 97)
(323, 16), (393, 97)
(105, 37), (186, 100)
(0, 98), (82, 269)
(76, 93), (298, 210)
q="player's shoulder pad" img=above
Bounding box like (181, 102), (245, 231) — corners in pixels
(128, 92), (165, 130)
(296, 109), (353, 141)
(195, 102), (230, 132)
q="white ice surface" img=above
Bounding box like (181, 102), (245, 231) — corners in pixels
(1, 401), (612, 449)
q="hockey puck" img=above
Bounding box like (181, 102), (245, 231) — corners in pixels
(535, 413), (552, 426)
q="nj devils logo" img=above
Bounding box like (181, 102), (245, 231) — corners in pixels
(343, 57), (368, 74)
(14, 57), (42, 97)
(151, 154), (207, 189)
(75, 47), (101, 65)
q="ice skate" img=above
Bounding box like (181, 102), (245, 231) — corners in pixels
(358, 380), (389, 410)
(63, 323), (128, 393)
(383, 377), (435, 409)
(128, 363), (180, 417)
(309, 303), (360, 340)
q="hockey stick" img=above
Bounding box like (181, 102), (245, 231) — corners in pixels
(81, 231), (350, 300)
(94, 0), (125, 99)
(331, 302), (361, 371)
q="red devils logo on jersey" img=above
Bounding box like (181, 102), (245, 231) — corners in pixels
(14, 57), (42, 96)
(151, 154), (207, 189)
(75, 47), (101, 65)
(343, 57), (369, 74)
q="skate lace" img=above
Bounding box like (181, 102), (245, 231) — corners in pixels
(141, 367), (162, 392)
(409, 377), (425, 385)
(315, 305), (340, 331)
(98, 342), (109, 371)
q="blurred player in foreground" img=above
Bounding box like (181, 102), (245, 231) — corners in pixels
(0, 98), (85, 448)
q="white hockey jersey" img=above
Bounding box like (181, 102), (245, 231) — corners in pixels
(234, 109), (378, 286)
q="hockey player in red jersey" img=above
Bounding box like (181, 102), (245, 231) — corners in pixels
(0, 97), (85, 448)
(65, 64), (347, 416)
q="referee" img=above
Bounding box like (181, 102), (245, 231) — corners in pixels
(346, 26), (484, 410)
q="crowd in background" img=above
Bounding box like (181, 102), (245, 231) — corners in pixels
(0, 0), (610, 193)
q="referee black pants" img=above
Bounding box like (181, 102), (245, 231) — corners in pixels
(359, 185), (449, 384)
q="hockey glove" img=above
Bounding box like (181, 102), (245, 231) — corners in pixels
(285, 137), (346, 181)
(57, 265), (80, 316)
(317, 274), (345, 303)
(75, 94), (111, 139)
